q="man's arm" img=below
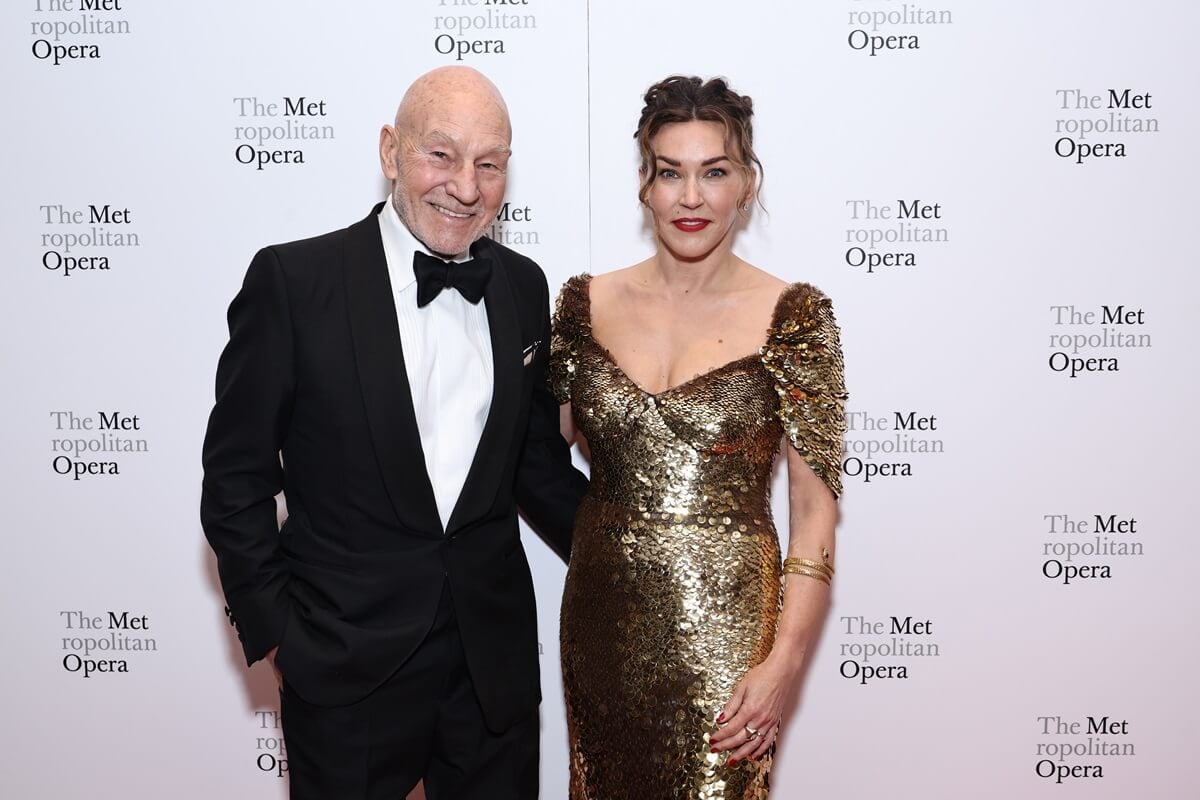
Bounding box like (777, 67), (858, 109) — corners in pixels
(513, 284), (588, 562)
(201, 247), (295, 665)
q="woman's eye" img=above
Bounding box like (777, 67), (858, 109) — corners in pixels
(706, 168), (727, 178)
(657, 168), (679, 179)
(431, 151), (448, 160)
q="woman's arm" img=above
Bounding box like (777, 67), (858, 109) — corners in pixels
(559, 401), (577, 446)
(709, 446), (837, 764)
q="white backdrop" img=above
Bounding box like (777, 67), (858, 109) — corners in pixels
(2, 1), (1197, 798)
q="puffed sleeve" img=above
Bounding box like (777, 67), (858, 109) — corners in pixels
(761, 283), (849, 499)
(548, 274), (591, 405)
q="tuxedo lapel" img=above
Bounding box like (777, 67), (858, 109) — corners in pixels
(342, 205), (443, 535)
(445, 238), (521, 534)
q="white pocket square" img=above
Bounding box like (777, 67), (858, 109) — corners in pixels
(522, 340), (541, 366)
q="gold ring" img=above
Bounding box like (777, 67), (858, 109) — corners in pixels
(744, 725), (760, 739)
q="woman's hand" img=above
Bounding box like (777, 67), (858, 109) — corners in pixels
(708, 654), (799, 765)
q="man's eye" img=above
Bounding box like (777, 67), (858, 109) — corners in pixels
(431, 151), (448, 159)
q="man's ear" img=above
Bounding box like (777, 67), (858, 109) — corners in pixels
(379, 125), (400, 181)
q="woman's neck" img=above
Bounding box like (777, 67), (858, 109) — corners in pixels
(646, 242), (744, 296)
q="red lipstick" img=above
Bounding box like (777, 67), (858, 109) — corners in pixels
(672, 218), (711, 232)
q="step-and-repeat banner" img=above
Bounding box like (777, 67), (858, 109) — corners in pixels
(2, 2), (1196, 798)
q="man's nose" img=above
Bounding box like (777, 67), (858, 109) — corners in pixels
(445, 162), (481, 207)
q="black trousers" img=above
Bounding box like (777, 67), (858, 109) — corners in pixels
(280, 583), (539, 799)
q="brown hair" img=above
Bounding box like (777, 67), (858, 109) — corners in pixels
(634, 75), (764, 209)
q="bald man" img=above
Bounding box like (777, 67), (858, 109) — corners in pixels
(202, 66), (587, 799)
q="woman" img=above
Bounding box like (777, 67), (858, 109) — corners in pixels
(549, 76), (848, 798)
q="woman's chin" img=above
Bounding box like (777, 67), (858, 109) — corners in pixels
(657, 233), (728, 264)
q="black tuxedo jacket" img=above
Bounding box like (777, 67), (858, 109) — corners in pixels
(201, 203), (586, 731)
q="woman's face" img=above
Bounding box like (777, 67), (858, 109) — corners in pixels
(645, 120), (750, 262)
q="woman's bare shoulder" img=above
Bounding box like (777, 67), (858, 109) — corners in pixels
(589, 260), (653, 305)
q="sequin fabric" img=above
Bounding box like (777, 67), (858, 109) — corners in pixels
(549, 275), (847, 799)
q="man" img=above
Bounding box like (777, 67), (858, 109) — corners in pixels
(201, 66), (586, 799)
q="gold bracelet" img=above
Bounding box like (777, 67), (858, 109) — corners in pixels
(783, 557), (834, 578)
(782, 564), (831, 585)
(783, 564), (832, 583)
(783, 557), (833, 578)
(784, 570), (830, 586)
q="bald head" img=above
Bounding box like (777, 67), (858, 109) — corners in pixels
(379, 67), (513, 257)
(394, 66), (511, 139)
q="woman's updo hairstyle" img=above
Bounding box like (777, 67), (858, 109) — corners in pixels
(634, 75), (764, 210)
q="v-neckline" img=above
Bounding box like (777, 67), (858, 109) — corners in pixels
(580, 275), (792, 399)
(590, 339), (762, 399)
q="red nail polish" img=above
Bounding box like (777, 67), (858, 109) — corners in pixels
(718, 713), (726, 722)
(729, 758), (738, 767)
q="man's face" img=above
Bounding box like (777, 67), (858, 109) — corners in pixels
(381, 91), (511, 258)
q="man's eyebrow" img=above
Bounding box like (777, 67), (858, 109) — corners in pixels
(422, 130), (456, 147)
(421, 131), (511, 157)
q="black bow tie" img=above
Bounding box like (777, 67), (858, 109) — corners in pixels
(412, 246), (492, 308)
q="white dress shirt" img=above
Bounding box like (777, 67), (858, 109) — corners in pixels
(377, 199), (494, 531)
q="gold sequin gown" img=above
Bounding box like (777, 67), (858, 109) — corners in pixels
(549, 275), (847, 800)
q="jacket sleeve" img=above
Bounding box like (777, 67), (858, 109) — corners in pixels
(200, 246), (295, 665)
(513, 276), (588, 562)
